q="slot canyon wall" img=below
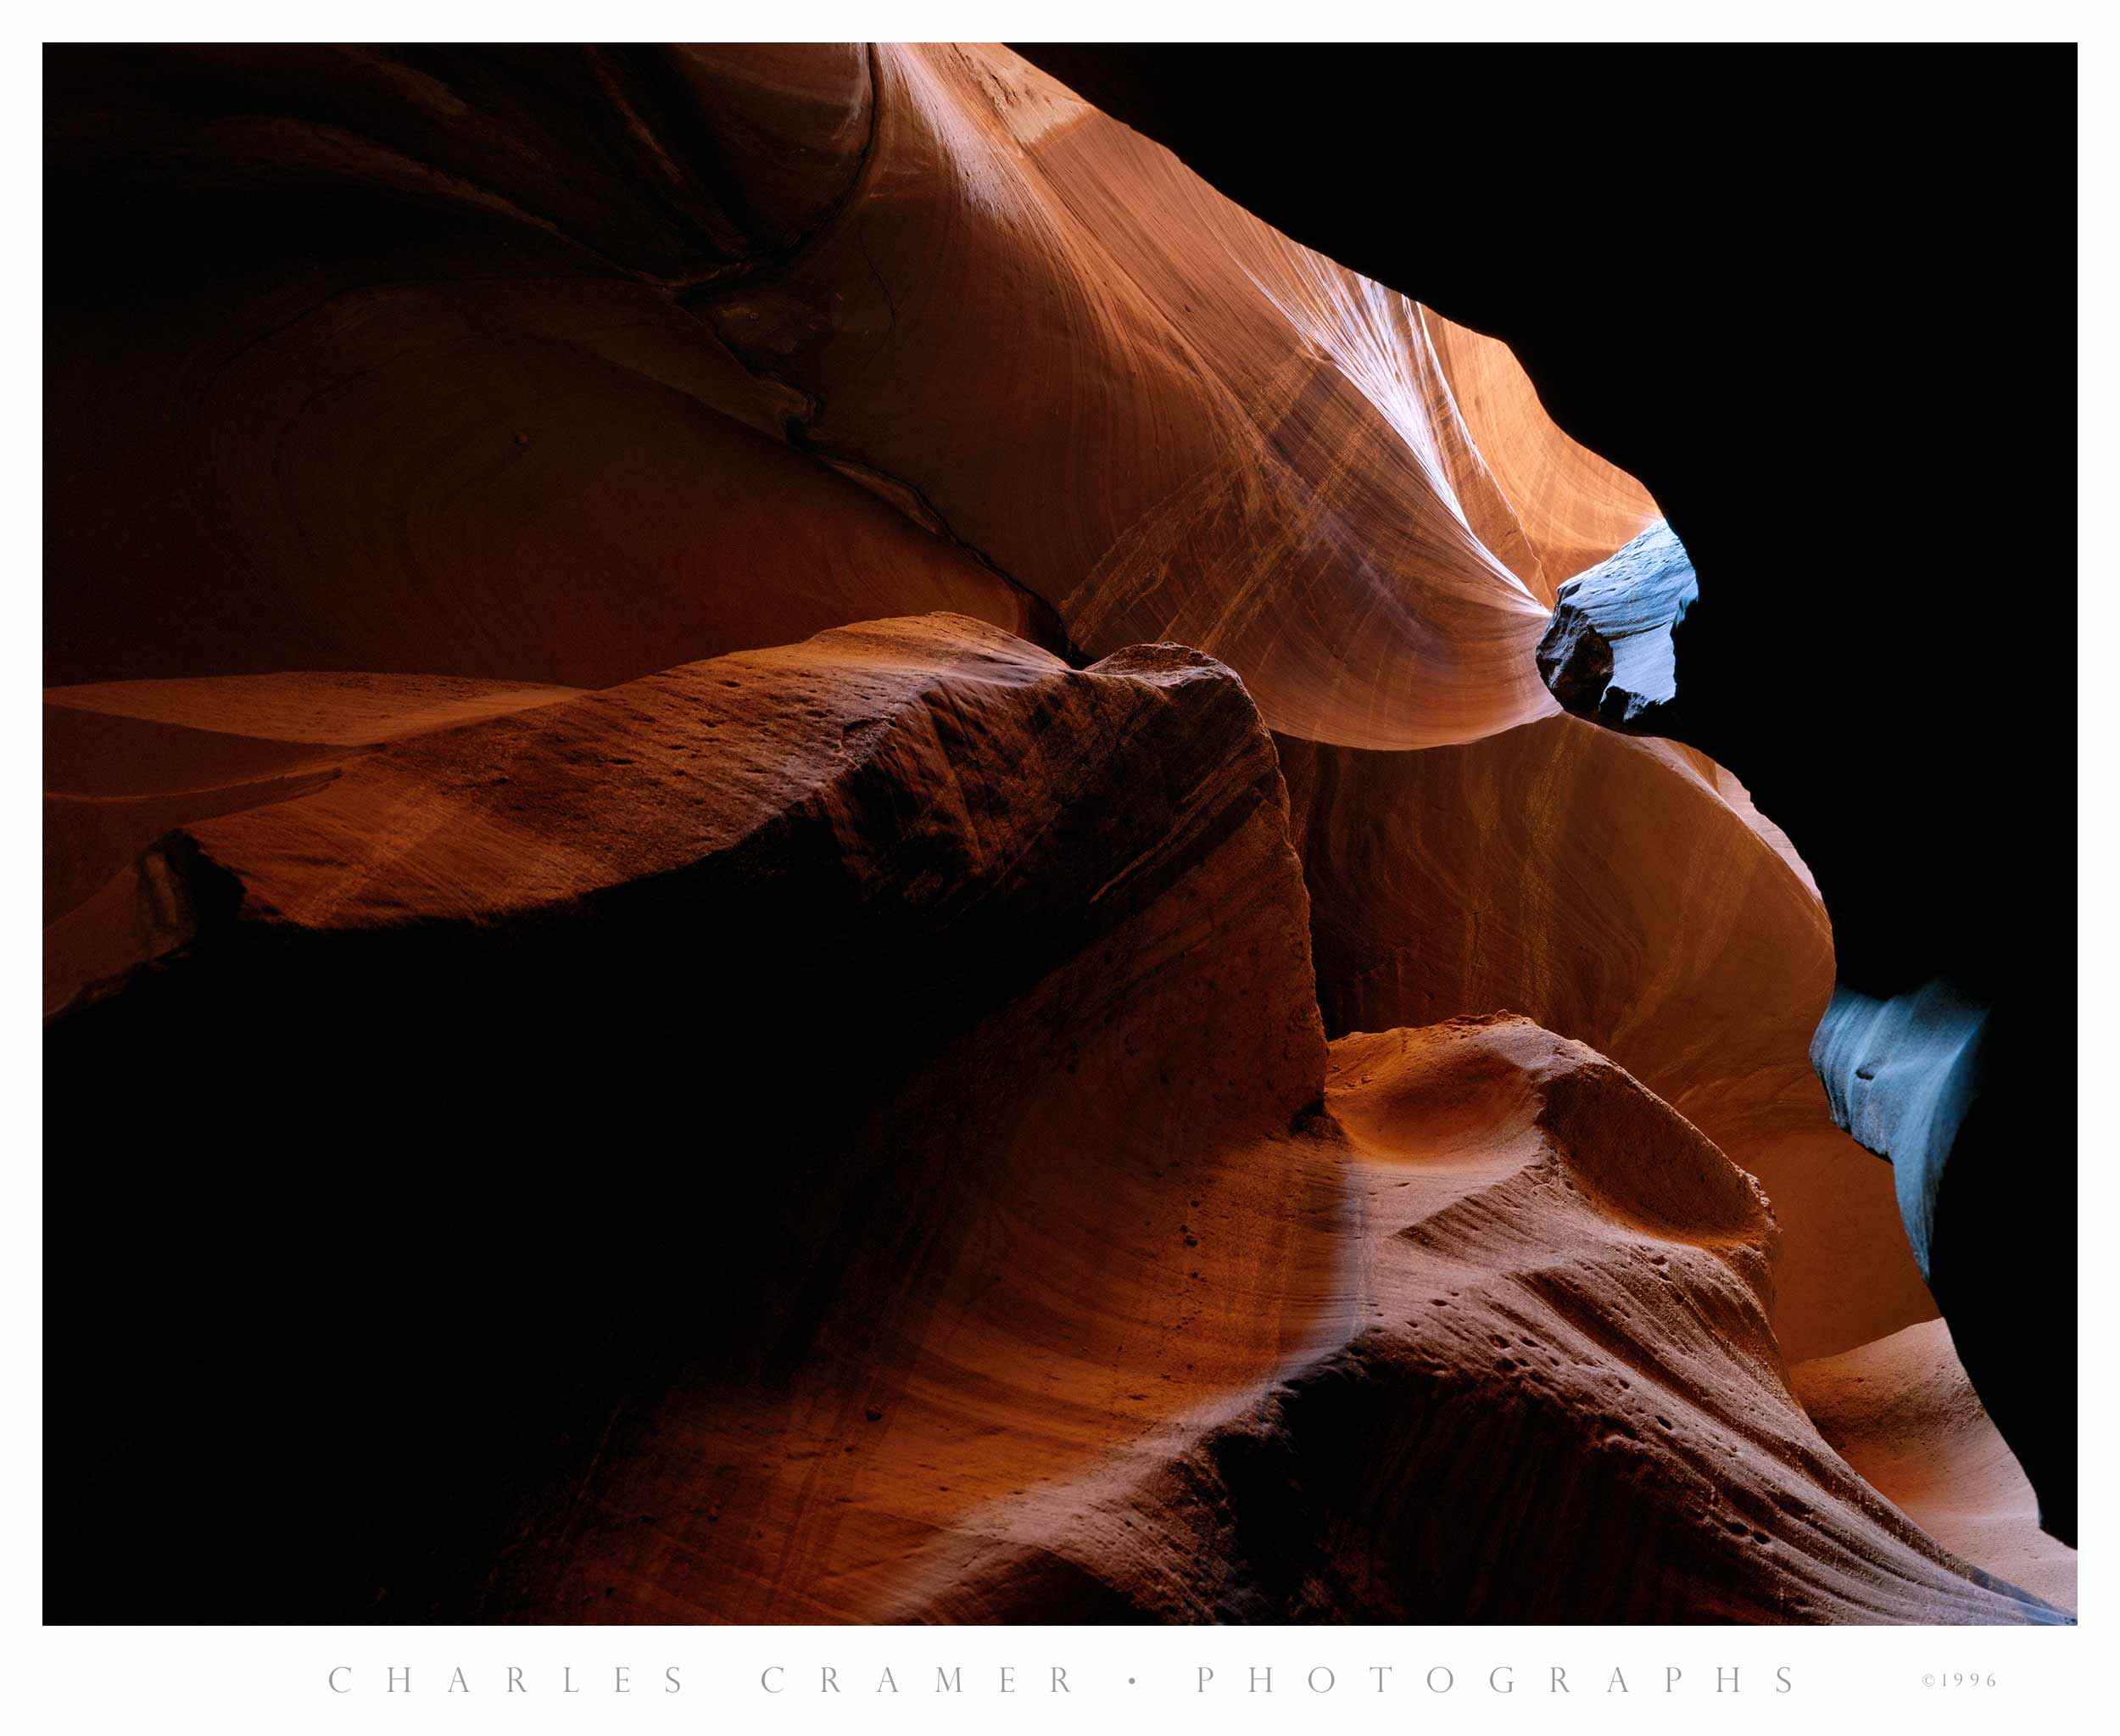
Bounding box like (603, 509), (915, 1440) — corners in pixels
(42, 44), (2075, 1622)
(1016, 42), (2080, 1548)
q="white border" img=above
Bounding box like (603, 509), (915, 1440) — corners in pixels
(10, 3), (2109, 46)
(8, 1622), (2113, 1728)
(8, 8), (2108, 1729)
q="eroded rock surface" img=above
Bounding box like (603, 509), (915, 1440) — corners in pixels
(47, 614), (2054, 1625)
(45, 614), (1333, 1619)
(1792, 1321), (2076, 1613)
(899, 1019), (2059, 1624)
(45, 42), (1654, 745)
(1279, 721), (1933, 1362)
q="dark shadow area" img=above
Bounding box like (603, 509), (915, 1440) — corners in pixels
(1930, 1008), (2078, 1546)
(44, 900), (923, 1620)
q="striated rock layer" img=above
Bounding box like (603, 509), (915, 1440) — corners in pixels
(1792, 1322), (2075, 1614)
(46, 47), (1053, 690)
(45, 615), (1333, 1618)
(894, 1019), (2055, 1624)
(45, 42), (1651, 743)
(1278, 721), (1932, 1362)
(46, 615), (2055, 1625)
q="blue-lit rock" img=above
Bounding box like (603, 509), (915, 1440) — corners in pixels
(1809, 981), (2073, 1548)
(1810, 980), (1989, 1281)
(1535, 519), (1698, 729)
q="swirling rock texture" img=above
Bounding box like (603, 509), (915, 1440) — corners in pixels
(42, 44), (2070, 1623)
(47, 615), (1341, 1616)
(1017, 41), (2078, 1557)
(1275, 722), (1936, 1366)
(907, 1020), (2053, 1624)
(44, 47), (1051, 690)
(1791, 1322), (2075, 1614)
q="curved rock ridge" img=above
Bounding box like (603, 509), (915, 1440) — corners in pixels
(892, 1018), (2061, 1624)
(55, 614), (1325, 1086)
(1791, 1321), (2076, 1614)
(47, 46), (1048, 689)
(120, 621), (1248, 935)
(42, 675), (584, 990)
(697, 45), (1660, 749)
(46, 43), (1656, 742)
(1536, 518), (1698, 729)
(42, 613), (1336, 1621)
(45, 45), (882, 286)
(1278, 719), (1934, 1362)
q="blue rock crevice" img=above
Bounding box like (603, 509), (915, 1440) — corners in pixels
(1810, 980), (1989, 1283)
(1534, 519), (1697, 731)
(1810, 985), (2073, 1546)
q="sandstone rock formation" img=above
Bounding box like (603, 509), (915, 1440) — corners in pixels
(45, 616), (1334, 1617)
(648, 45), (1930, 1367)
(1276, 722), (1932, 1363)
(45, 613), (2056, 1626)
(46, 47), (1052, 691)
(42, 42), (2066, 1626)
(649, 42), (1922, 1367)
(47, 43), (1925, 1370)
(45, 43), (1649, 743)
(1792, 1321), (2076, 1614)
(1535, 519), (1697, 728)
(894, 1019), (2056, 1623)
